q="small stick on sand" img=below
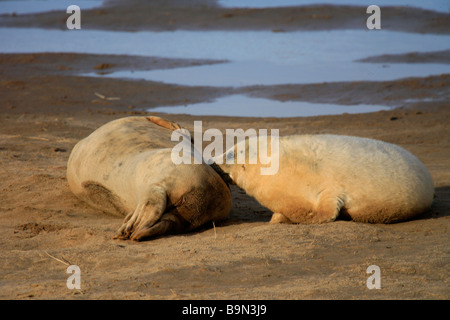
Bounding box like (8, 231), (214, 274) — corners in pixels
(27, 136), (50, 141)
(95, 92), (120, 100)
(44, 251), (71, 266)
(94, 92), (106, 99)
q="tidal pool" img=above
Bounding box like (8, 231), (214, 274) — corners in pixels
(1, 14), (448, 117)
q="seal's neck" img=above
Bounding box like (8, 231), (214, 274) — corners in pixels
(209, 162), (235, 187)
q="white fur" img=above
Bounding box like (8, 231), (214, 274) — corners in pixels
(217, 134), (434, 224)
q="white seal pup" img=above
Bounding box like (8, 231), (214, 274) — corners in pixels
(67, 116), (231, 241)
(214, 134), (434, 224)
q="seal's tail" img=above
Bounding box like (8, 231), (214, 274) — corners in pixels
(146, 116), (193, 144)
(146, 116), (183, 131)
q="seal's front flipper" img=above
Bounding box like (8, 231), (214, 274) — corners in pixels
(130, 212), (187, 241)
(114, 186), (167, 240)
(269, 212), (292, 224)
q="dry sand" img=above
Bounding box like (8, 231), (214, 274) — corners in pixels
(0, 0), (449, 300)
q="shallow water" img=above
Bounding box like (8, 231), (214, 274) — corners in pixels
(73, 29), (450, 87)
(1, 12), (449, 117)
(148, 95), (390, 118)
(3, 27), (446, 86)
(2, 28), (449, 64)
(97, 60), (449, 87)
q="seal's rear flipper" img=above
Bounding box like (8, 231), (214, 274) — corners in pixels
(146, 116), (193, 144)
(146, 116), (182, 131)
(114, 185), (167, 240)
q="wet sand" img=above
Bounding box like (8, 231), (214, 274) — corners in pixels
(1, 0), (449, 34)
(0, 1), (449, 300)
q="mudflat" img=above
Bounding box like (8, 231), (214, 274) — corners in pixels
(0, 0), (449, 299)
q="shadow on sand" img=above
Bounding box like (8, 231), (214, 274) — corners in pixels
(218, 185), (450, 226)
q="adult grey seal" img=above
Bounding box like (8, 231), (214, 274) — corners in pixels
(67, 116), (231, 241)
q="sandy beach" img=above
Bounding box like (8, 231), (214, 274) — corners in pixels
(0, 0), (449, 300)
